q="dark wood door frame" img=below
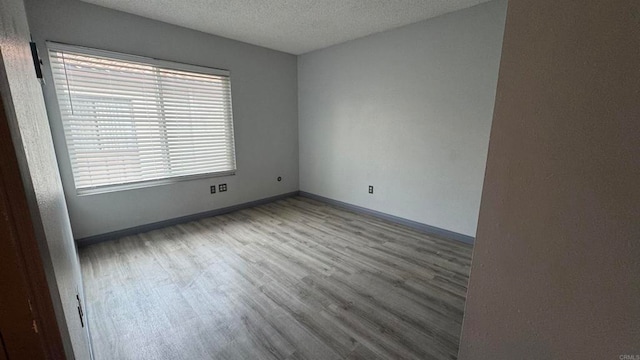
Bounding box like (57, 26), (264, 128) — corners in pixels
(0, 91), (66, 358)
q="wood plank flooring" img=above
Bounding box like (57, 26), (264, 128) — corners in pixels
(80, 196), (473, 360)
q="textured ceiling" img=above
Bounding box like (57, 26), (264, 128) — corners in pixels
(80, 0), (493, 55)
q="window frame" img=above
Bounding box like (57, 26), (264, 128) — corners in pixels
(46, 42), (237, 196)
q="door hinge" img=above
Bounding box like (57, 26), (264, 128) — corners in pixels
(29, 38), (45, 85)
(76, 294), (85, 328)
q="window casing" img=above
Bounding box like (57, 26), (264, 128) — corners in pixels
(48, 42), (236, 195)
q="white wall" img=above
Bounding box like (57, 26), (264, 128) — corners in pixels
(26, 0), (299, 239)
(298, 0), (507, 237)
(459, 1), (640, 358)
(1, 0), (91, 357)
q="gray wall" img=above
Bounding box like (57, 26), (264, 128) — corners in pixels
(0, 0), (91, 357)
(25, 0), (299, 239)
(298, 0), (507, 237)
(459, 0), (640, 358)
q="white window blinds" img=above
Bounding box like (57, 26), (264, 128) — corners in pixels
(48, 43), (236, 194)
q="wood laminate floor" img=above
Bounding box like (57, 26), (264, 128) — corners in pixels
(80, 196), (473, 360)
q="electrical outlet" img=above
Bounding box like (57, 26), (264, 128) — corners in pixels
(210, 185), (216, 194)
(219, 183), (227, 192)
(368, 185), (374, 194)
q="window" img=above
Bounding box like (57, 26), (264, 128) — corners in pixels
(48, 42), (236, 195)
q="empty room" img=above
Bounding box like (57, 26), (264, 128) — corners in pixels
(1, 0), (638, 359)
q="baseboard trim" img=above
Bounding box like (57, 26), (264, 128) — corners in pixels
(77, 190), (474, 247)
(298, 191), (475, 245)
(76, 191), (300, 247)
